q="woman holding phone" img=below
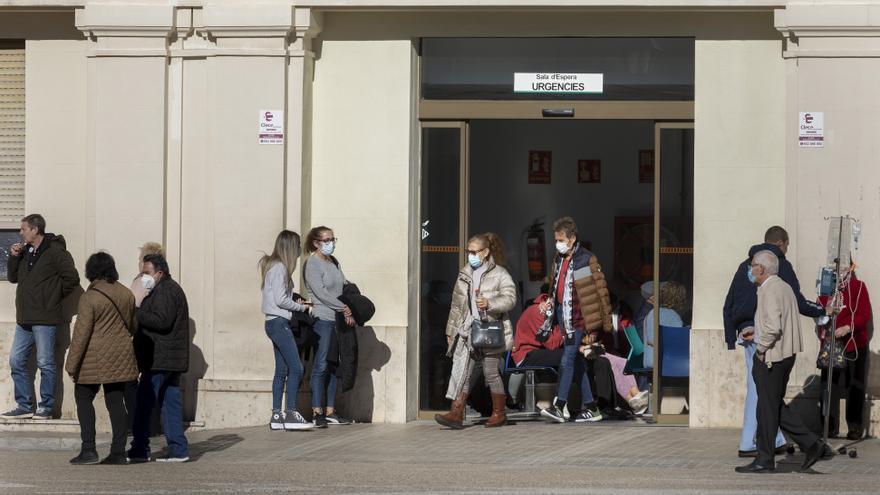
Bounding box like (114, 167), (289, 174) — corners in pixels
(260, 230), (314, 431)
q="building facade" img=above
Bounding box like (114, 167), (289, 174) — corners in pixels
(0, 0), (878, 432)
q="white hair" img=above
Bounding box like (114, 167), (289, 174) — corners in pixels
(753, 250), (779, 275)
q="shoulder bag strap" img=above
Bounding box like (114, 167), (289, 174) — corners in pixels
(92, 287), (132, 334)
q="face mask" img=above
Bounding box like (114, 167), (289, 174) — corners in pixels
(468, 254), (483, 268)
(555, 241), (570, 255)
(746, 265), (757, 285)
(140, 273), (156, 290)
(320, 241), (335, 256)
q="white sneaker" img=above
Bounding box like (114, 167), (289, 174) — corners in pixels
(284, 410), (315, 431)
(628, 390), (649, 415)
(156, 455), (190, 463)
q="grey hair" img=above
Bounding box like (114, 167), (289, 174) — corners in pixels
(753, 250), (779, 276)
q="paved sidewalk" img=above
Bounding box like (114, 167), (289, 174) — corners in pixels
(0, 421), (877, 494)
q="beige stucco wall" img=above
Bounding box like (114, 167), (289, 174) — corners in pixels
(310, 37), (415, 422)
(690, 39), (787, 428)
(0, 33), (88, 422)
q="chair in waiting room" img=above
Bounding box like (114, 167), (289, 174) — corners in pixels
(657, 325), (690, 413)
(503, 350), (558, 420)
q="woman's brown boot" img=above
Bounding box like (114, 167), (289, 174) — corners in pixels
(434, 393), (467, 429)
(485, 393), (507, 428)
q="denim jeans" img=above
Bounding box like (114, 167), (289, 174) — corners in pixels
(9, 324), (57, 411)
(740, 340), (786, 451)
(265, 317), (304, 411)
(130, 371), (189, 458)
(310, 318), (338, 409)
(556, 329), (595, 405)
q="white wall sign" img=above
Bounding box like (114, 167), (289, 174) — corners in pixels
(514, 73), (603, 94)
(799, 112), (824, 148)
(259, 109), (284, 145)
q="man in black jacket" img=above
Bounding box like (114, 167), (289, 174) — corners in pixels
(127, 254), (191, 463)
(723, 226), (825, 457)
(2, 214), (79, 420)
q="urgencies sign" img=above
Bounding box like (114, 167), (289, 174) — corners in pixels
(514, 73), (603, 94)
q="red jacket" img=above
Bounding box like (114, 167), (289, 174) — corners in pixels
(817, 276), (872, 352)
(512, 295), (564, 365)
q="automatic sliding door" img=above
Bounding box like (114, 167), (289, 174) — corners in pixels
(419, 123), (468, 413)
(652, 123), (694, 424)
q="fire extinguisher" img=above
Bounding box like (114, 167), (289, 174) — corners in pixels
(526, 222), (546, 282)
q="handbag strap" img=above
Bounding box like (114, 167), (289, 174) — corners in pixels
(92, 287), (132, 334)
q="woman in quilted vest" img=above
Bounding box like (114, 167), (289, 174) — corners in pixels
(436, 233), (516, 429)
(65, 252), (138, 465)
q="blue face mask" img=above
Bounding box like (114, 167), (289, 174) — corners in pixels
(746, 265), (757, 284)
(320, 241), (335, 256)
(468, 254), (483, 268)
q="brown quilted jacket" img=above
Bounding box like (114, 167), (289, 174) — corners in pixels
(549, 245), (613, 340)
(65, 280), (138, 384)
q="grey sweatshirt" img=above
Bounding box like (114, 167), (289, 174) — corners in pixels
(304, 255), (346, 321)
(261, 262), (308, 320)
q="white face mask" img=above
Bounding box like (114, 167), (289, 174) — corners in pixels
(555, 241), (570, 255)
(140, 273), (156, 290)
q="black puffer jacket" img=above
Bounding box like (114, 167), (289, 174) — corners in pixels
(134, 276), (190, 372)
(7, 233), (80, 325)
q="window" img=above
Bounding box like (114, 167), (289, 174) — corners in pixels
(0, 41), (25, 223)
(421, 37), (694, 101)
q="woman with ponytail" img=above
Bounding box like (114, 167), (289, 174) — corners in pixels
(435, 233), (516, 429)
(260, 230), (314, 431)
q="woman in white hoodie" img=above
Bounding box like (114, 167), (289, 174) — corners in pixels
(260, 230), (314, 431)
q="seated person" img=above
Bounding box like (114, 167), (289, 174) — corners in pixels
(512, 295), (645, 416)
(643, 281), (687, 369)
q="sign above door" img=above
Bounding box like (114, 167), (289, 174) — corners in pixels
(513, 73), (603, 94)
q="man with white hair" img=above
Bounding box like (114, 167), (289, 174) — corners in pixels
(736, 250), (827, 474)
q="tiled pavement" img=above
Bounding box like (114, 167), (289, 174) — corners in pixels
(0, 420), (877, 494)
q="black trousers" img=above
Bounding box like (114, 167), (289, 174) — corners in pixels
(74, 381), (132, 455)
(820, 348), (868, 434)
(522, 350), (617, 408)
(753, 355), (818, 466)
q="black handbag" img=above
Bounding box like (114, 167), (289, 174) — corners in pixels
(470, 319), (505, 351)
(816, 335), (846, 369)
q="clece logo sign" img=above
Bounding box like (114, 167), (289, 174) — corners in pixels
(259, 109), (284, 145)
(798, 112), (824, 148)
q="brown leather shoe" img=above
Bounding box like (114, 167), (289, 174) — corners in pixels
(485, 393), (507, 428)
(434, 393), (467, 429)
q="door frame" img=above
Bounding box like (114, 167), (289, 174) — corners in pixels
(417, 121), (469, 418)
(651, 121), (695, 425)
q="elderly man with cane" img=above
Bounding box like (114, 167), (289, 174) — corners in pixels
(735, 250), (830, 474)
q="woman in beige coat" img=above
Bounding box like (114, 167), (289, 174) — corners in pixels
(65, 252), (138, 465)
(435, 233), (516, 429)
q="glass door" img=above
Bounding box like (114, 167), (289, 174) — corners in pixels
(419, 122), (468, 415)
(651, 122), (694, 424)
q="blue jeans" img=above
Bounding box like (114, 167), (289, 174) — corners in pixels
(9, 324), (56, 411)
(556, 329), (595, 405)
(310, 318), (338, 410)
(265, 317), (304, 411)
(740, 340), (786, 451)
(130, 371), (189, 458)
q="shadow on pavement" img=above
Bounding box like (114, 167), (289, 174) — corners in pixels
(157, 434), (243, 462)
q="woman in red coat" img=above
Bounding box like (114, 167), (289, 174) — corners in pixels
(817, 262), (872, 440)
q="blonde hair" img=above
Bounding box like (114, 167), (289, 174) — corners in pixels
(468, 232), (507, 268)
(259, 230), (302, 292)
(659, 281), (687, 315)
(138, 242), (165, 273)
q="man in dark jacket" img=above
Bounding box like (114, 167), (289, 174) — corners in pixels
(127, 254), (191, 462)
(2, 214), (79, 420)
(722, 226), (825, 457)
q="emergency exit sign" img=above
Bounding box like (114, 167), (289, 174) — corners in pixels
(514, 73), (603, 94)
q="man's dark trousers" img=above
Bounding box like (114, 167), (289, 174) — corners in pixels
(753, 355), (819, 467)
